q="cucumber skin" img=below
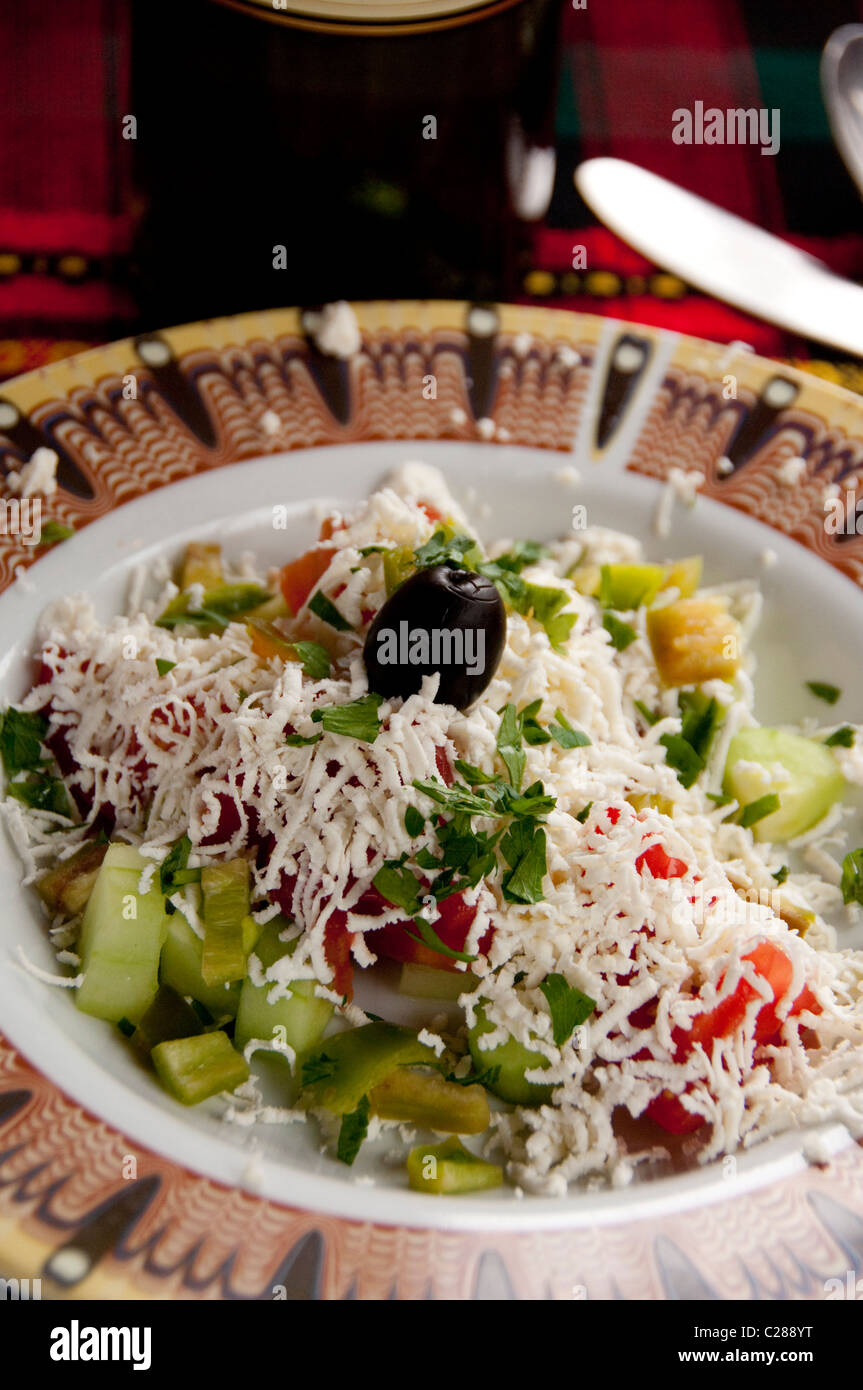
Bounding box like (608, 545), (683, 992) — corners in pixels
(75, 846), (168, 1024)
(724, 728), (845, 842)
(468, 1006), (553, 1106)
(234, 923), (333, 1059)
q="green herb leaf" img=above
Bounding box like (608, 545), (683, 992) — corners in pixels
(311, 693), (382, 742)
(308, 590), (352, 631)
(659, 733), (704, 789)
(549, 708), (591, 749)
(413, 530), (481, 571)
(160, 834), (193, 898)
(806, 681), (841, 705)
(575, 801), (593, 824)
(117, 1017), (136, 1038)
(539, 973), (596, 1045)
(706, 792), (733, 807)
(501, 823), (548, 905)
(678, 691), (724, 761)
(404, 806), (424, 837)
(772, 865), (789, 885)
(0, 707), (48, 778)
(406, 915), (477, 962)
(840, 849), (863, 906)
(155, 658), (176, 677)
(302, 1052), (337, 1087)
(634, 700), (659, 726)
(602, 612), (638, 651)
(414, 847), (440, 870)
(492, 540), (548, 573)
(453, 759), (497, 785)
(825, 726), (855, 748)
(358, 545), (390, 556)
(284, 732), (323, 746)
(373, 861), (423, 917)
(37, 520), (75, 546)
(412, 778), (495, 818)
(337, 1094), (371, 1166)
(737, 793), (780, 829)
(290, 641), (331, 679)
(497, 703), (525, 790)
(7, 773), (72, 817)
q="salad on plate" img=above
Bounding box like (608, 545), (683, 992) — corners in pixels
(4, 460), (863, 1197)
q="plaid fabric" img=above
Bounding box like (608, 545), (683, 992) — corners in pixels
(534, 0), (863, 359)
(3, 0), (863, 376)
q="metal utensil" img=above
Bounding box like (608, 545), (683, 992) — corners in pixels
(575, 157), (863, 357)
(821, 24), (863, 199)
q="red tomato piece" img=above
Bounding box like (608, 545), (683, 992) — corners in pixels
(323, 914), (355, 1000)
(645, 1090), (705, 1135)
(636, 843), (688, 880)
(371, 889), (494, 973)
(279, 547), (336, 615)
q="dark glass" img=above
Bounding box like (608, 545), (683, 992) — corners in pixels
(130, 0), (563, 328)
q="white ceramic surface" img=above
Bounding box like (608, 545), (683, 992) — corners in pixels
(1, 439), (861, 1230)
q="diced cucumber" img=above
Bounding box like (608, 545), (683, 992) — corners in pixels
(723, 728), (845, 842)
(398, 962), (477, 1000)
(151, 1031), (249, 1105)
(300, 1022), (435, 1115)
(468, 1005), (553, 1106)
(406, 1137), (502, 1194)
(599, 563), (666, 610)
(75, 845), (169, 1024)
(132, 984), (203, 1056)
(234, 922), (333, 1060)
(160, 910), (260, 1016)
(370, 1068), (490, 1133)
(201, 860), (250, 986)
(36, 840), (108, 916)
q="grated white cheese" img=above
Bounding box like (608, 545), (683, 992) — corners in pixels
(5, 446), (59, 498)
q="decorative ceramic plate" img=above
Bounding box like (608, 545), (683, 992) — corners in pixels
(3, 301), (863, 1302)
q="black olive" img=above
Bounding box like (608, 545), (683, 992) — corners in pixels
(363, 564), (506, 710)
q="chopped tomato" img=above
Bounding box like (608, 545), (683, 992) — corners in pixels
(435, 745), (454, 786)
(418, 502), (444, 525)
(687, 941), (820, 1051)
(371, 889), (494, 973)
(323, 914), (355, 999)
(636, 843), (688, 880)
(279, 547), (336, 615)
(318, 515), (344, 542)
(645, 1090), (704, 1135)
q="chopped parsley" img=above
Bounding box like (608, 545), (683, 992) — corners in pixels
(404, 806), (424, 837)
(661, 691), (724, 790)
(772, 865), (789, 885)
(575, 801), (593, 824)
(284, 731), (322, 746)
(825, 726), (855, 748)
(413, 530), (481, 571)
(337, 1095), (371, 1166)
(372, 860), (423, 917)
(406, 914), (476, 962)
(497, 704), (525, 789)
(308, 590), (352, 631)
(539, 973), (596, 1045)
(311, 693), (382, 742)
(806, 681), (841, 705)
(444, 1064), (502, 1090)
(602, 612), (638, 651)
(549, 709), (591, 749)
(156, 583), (271, 631)
(160, 834), (195, 898)
(500, 821), (548, 905)
(840, 849), (863, 906)
(0, 707), (48, 778)
(634, 700), (659, 726)
(520, 699), (552, 746)
(491, 539), (549, 572)
(290, 640), (331, 679)
(7, 773), (72, 817)
(155, 658), (176, 677)
(736, 793), (780, 829)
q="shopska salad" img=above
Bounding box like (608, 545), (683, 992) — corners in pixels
(4, 460), (863, 1196)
